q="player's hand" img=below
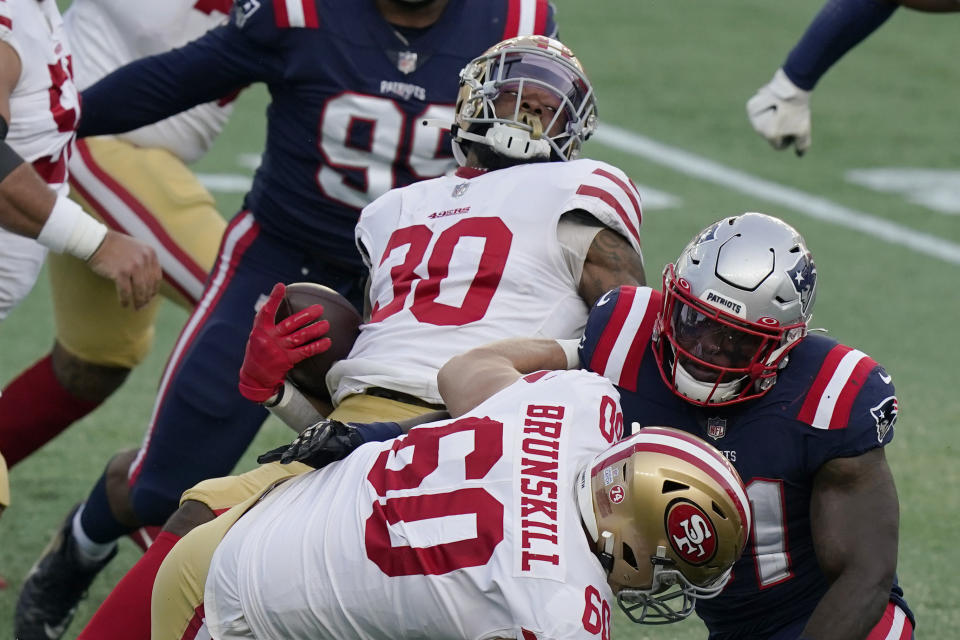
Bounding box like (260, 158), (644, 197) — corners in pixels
(746, 68), (812, 156)
(257, 419), (365, 469)
(87, 230), (162, 310)
(238, 282), (330, 403)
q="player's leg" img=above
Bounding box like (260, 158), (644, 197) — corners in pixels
(0, 137), (225, 465)
(17, 217), (362, 639)
(76, 394), (435, 640)
(151, 492), (264, 640)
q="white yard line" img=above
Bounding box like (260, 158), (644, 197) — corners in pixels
(594, 124), (960, 267)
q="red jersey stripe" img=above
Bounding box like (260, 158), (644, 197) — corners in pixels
(273, 0), (290, 28)
(502, 0), (521, 38)
(828, 354), (878, 429)
(301, 0), (320, 28)
(575, 184), (641, 246)
(593, 168), (643, 228)
(796, 344), (853, 425)
(533, 0), (549, 34)
(0, 16), (11, 30)
(588, 287), (637, 380)
(617, 291), (659, 392)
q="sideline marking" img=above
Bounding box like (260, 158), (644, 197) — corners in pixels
(594, 124), (960, 266)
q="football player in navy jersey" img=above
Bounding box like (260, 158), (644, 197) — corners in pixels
(456, 213), (912, 639)
(15, 1), (559, 638)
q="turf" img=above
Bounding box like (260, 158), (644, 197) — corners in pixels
(1, 1), (957, 638)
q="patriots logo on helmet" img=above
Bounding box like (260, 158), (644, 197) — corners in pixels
(785, 252), (817, 316)
(870, 396), (899, 443)
(694, 222), (721, 245)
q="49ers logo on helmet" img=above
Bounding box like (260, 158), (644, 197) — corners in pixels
(665, 500), (717, 566)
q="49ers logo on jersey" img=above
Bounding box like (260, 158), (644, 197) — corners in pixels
(665, 500), (717, 565)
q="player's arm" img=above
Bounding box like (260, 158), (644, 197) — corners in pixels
(802, 446), (899, 639)
(0, 42), (160, 309)
(579, 226), (646, 305)
(560, 209), (645, 307)
(78, 22), (278, 138)
(438, 337), (577, 417)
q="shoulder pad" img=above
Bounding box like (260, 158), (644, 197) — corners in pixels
(580, 286), (661, 392)
(231, 0), (320, 45)
(561, 160), (643, 255)
(790, 337), (898, 443)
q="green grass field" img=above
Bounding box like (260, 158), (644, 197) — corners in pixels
(2, 1), (958, 638)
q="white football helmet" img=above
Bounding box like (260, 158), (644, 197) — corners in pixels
(654, 212), (817, 406)
(576, 426), (751, 624)
(451, 35), (597, 165)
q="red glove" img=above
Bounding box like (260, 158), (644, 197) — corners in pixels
(238, 282), (331, 403)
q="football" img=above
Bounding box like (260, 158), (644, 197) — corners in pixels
(275, 282), (362, 400)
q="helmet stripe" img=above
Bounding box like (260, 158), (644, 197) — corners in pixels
(592, 431), (750, 534)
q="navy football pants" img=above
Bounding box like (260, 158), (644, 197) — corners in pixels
(125, 211), (364, 525)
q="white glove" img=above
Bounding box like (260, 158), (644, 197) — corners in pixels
(746, 68), (812, 156)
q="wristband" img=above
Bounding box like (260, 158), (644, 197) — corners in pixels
(36, 196), (108, 260)
(557, 338), (581, 369)
(0, 139), (24, 183)
(350, 421), (403, 444)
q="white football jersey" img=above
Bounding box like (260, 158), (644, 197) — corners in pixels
(206, 369), (624, 640)
(328, 159), (644, 405)
(0, 0), (78, 195)
(63, 0), (234, 162)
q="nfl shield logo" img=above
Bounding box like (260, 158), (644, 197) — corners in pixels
(706, 417), (727, 440)
(452, 182), (469, 198)
(398, 51), (418, 75)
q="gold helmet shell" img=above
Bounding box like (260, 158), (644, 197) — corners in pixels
(452, 35), (597, 164)
(576, 426), (751, 624)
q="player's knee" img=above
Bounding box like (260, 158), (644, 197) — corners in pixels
(163, 500), (215, 537)
(52, 341), (131, 402)
(104, 449), (142, 527)
(130, 481), (184, 527)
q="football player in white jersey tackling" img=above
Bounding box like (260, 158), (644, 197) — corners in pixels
(35, 34), (650, 640)
(154, 345), (751, 639)
(0, 0), (159, 322)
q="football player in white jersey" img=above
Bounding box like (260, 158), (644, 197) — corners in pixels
(0, 0), (232, 482)
(70, 34), (649, 640)
(152, 345), (750, 640)
(0, 0), (159, 322)
(0, 0), (160, 576)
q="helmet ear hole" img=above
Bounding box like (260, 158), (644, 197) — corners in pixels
(711, 501), (730, 520)
(621, 542), (640, 570)
(661, 479), (689, 494)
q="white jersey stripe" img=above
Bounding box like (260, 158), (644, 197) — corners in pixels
(132, 213), (256, 475)
(600, 287), (653, 385)
(285, 0), (306, 27)
(811, 349), (869, 430)
(883, 604), (907, 640)
(517, 0), (537, 34)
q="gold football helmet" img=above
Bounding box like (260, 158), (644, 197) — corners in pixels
(576, 426), (751, 624)
(451, 35), (597, 164)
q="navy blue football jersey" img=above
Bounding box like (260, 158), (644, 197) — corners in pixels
(78, 0), (557, 267)
(579, 285), (911, 638)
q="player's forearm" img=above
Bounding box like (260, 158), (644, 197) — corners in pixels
(800, 574), (890, 639)
(0, 159), (55, 237)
